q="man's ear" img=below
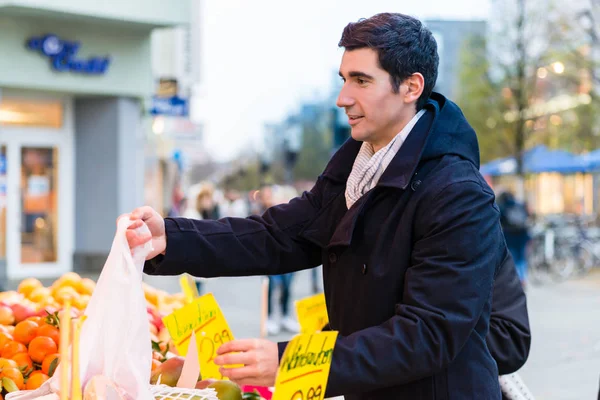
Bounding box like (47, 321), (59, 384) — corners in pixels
(403, 73), (425, 104)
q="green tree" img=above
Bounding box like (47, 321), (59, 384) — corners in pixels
(293, 109), (332, 181)
(456, 0), (597, 197)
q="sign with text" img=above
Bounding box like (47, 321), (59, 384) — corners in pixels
(27, 34), (110, 75)
(295, 293), (329, 334)
(272, 331), (338, 400)
(162, 293), (235, 379)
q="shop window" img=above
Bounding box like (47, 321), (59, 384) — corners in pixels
(0, 99), (63, 128)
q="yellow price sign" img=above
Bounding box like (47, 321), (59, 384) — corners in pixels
(179, 274), (200, 303)
(295, 293), (329, 334)
(162, 292), (235, 380)
(272, 331), (338, 400)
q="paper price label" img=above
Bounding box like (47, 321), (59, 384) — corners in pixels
(295, 293), (329, 334)
(272, 331), (338, 400)
(162, 292), (236, 379)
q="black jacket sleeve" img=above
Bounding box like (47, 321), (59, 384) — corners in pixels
(143, 179), (326, 277)
(487, 252), (532, 374)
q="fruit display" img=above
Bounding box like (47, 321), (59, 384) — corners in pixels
(0, 272), (186, 398)
(0, 273), (268, 399)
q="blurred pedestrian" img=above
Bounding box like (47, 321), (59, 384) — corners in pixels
(497, 191), (531, 288)
(182, 182), (220, 294)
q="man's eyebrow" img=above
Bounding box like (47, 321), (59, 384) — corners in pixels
(338, 70), (375, 80)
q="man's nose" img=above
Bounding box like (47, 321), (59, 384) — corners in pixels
(336, 87), (355, 108)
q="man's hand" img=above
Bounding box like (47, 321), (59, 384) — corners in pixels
(214, 339), (279, 387)
(118, 206), (166, 260)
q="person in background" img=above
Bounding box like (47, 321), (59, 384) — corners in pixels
(258, 185), (300, 335)
(182, 182), (220, 294)
(497, 191), (531, 289)
(219, 188), (249, 218)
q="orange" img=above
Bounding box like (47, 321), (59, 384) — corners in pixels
(151, 359), (161, 371)
(17, 278), (43, 298)
(0, 332), (14, 351)
(0, 367), (24, 389)
(36, 325), (60, 348)
(12, 353), (33, 371)
(13, 320), (38, 346)
(41, 353), (59, 376)
(1, 341), (27, 359)
(26, 371), (49, 390)
(0, 358), (18, 369)
(4, 326), (14, 335)
(28, 287), (51, 303)
(77, 278), (96, 296)
(28, 336), (57, 364)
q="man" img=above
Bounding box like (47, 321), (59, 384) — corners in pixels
(127, 13), (515, 399)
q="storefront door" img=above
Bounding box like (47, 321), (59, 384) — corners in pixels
(0, 94), (74, 279)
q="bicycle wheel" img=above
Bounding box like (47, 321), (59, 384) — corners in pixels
(550, 243), (577, 282)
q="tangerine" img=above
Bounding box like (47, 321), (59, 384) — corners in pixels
(28, 336), (58, 364)
(1, 341), (27, 359)
(36, 324), (60, 348)
(41, 353), (59, 376)
(12, 353), (33, 371)
(26, 371), (49, 390)
(0, 367), (24, 389)
(13, 321), (38, 346)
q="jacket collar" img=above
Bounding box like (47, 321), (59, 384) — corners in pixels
(321, 97), (440, 190)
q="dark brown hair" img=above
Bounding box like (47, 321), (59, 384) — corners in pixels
(339, 13), (439, 110)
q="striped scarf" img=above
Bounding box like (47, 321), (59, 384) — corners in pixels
(345, 109), (426, 209)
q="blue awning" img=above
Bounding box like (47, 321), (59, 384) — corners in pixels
(480, 145), (590, 176)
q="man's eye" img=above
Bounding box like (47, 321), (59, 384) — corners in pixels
(357, 78), (366, 84)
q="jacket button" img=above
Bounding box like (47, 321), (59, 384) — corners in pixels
(410, 180), (422, 191)
(329, 252), (337, 264)
(362, 264), (368, 275)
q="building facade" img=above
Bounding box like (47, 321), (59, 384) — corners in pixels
(0, 0), (190, 280)
(424, 19), (487, 100)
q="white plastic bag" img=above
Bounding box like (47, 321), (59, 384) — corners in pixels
(7, 217), (154, 400)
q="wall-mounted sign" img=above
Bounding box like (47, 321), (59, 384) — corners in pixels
(156, 78), (179, 98)
(26, 34), (110, 75)
(150, 96), (189, 117)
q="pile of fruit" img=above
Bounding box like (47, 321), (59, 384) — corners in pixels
(0, 273), (268, 399)
(0, 272), (187, 398)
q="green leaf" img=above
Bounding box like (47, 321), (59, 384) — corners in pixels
(48, 357), (59, 377)
(2, 377), (19, 392)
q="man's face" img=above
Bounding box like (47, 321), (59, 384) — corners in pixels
(337, 48), (414, 150)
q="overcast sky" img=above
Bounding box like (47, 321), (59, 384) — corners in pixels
(197, 0), (491, 161)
